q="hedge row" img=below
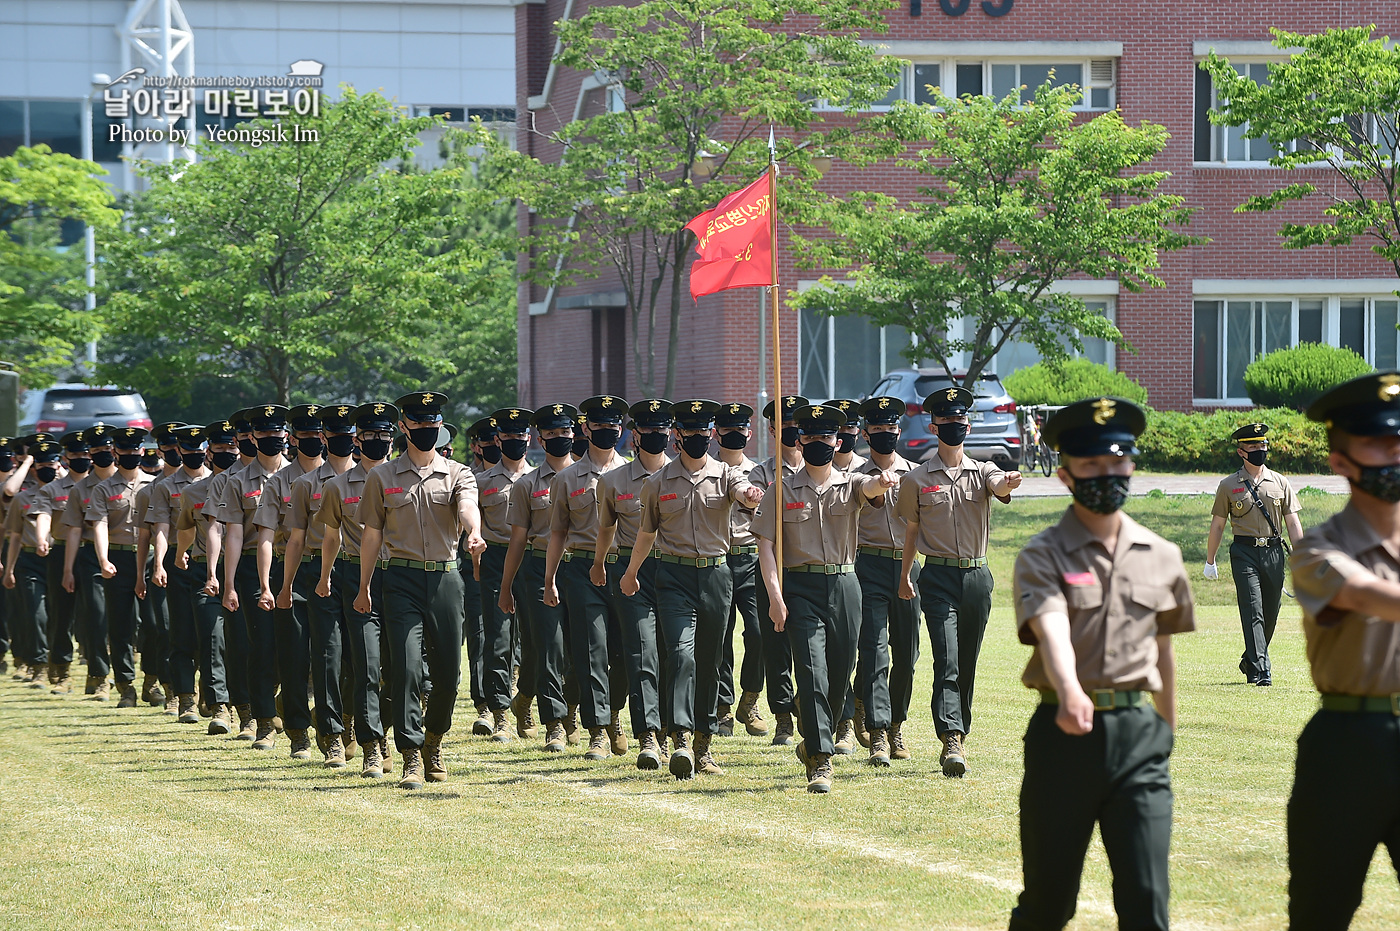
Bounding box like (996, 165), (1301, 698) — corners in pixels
(1137, 407), (1330, 473)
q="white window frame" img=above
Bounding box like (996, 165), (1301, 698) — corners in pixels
(949, 294), (1118, 374)
(859, 56), (1116, 112)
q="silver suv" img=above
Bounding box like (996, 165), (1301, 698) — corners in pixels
(867, 369), (1022, 468)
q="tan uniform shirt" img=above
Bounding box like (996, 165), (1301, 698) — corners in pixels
(360, 454), (478, 563)
(147, 468), (207, 530)
(287, 462), (341, 552)
(252, 459), (313, 550)
(133, 473), (161, 529)
(316, 463), (379, 560)
(1211, 466), (1300, 539)
(550, 452), (627, 553)
(748, 456), (799, 493)
(62, 472), (112, 543)
(724, 454), (760, 547)
(29, 474), (75, 523)
(897, 457), (1008, 559)
(476, 461), (533, 545)
(855, 454), (915, 549)
(86, 471), (156, 545)
(639, 457), (755, 559)
(217, 459), (285, 550)
(175, 475), (217, 559)
(204, 469), (236, 525)
(753, 466), (883, 568)
(507, 461), (559, 551)
(837, 452), (868, 473)
(1291, 503), (1400, 695)
(598, 456), (669, 550)
(7, 487), (42, 547)
(1014, 508), (1196, 692)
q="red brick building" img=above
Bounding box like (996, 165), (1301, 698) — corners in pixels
(514, 0), (1399, 417)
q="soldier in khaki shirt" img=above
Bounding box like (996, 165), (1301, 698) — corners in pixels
(356, 391), (482, 789)
(62, 424), (119, 699)
(543, 395), (630, 761)
(88, 426), (155, 707)
(138, 421), (186, 711)
(1009, 397), (1193, 931)
(205, 408), (258, 738)
(896, 386), (1022, 777)
(754, 404), (897, 793)
(1204, 422), (1303, 686)
(1287, 371), (1400, 928)
(1, 442), (62, 690)
(596, 399), (673, 769)
(715, 401), (766, 740)
(149, 425), (210, 720)
(498, 403), (578, 752)
(620, 400), (762, 780)
(314, 402), (398, 778)
(29, 441), (77, 692)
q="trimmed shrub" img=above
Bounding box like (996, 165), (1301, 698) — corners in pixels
(1003, 359), (1148, 406)
(1136, 407), (1329, 473)
(1244, 343), (1372, 412)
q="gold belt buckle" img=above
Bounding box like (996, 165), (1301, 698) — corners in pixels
(424, 560), (439, 571)
(696, 557), (710, 568)
(1091, 689), (1115, 711)
(1256, 537), (1268, 547)
(958, 557), (971, 568)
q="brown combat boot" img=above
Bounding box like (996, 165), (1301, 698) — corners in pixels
(736, 690), (767, 736)
(564, 704), (580, 745)
(833, 719), (856, 755)
(234, 704), (256, 740)
(28, 665), (48, 689)
(511, 691), (538, 738)
(636, 730), (661, 771)
(116, 681), (139, 707)
(669, 730), (694, 780)
(868, 728), (891, 767)
(399, 748), (425, 790)
(360, 738), (384, 778)
(323, 733), (347, 769)
(287, 729), (313, 760)
(694, 732), (723, 775)
(584, 727), (609, 761)
(940, 732), (967, 778)
(251, 719), (278, 750)
(140, 674), (160, 705)
(50, 664), (73, 695)
(490, 709), (512, 743)
(852, 698), (871, 749)
(471, 704), (493, 737)
(889, 722), (911, 760)
(607, 711), (628, 755)
(177, 694), (199, 724)
(208, 703), (233, 735)
(807, 752), (833, 794)
(542, 720), (566, 753)
(163, 690), (179, 716)
(11, 661), (28, 681)
(342, 715), (357, 761)
(715, 703), (735, 737)
(90, 678), (111, 702)
(82, 673), (97, 694)
(380, 737), (393, 774)
(772, 712), (796, 746)
(423, 731), (447, 782)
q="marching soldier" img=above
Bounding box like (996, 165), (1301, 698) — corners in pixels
(316, 401), (397, 777)
(148, 424), (208, 719)
(139, 448), (163, 476)
(2, 436), (46, 685)
(1286, 371), (1400, 928)
(2, 440), (63, 690)
(29, 437), (77, 693)
(88, 426), (156, 708)
(62, 424), (118, 699)
(828, 399), (863, 472)
(205, 409), (258, 739)
(355, 391), (483, 789)
(715, 402), (767, 739)
(596, 399), (673, 768)
(897, 386), (1021, 776)
(462, 417), (494, 737)
(746, 395), (807, 745)
(1204, 423), (1303, 686)
(139, 421), (186, 711)
(0, 436), (16, 675)
(543, 395), (631, 761)
(572, 411), (592, 460)
(620, 400), (763, 779)
(1009, 396), (1193, 931)
(498, 403), (580, 752)
(754, 404), (897, 793)
(826, 396), (864, 754)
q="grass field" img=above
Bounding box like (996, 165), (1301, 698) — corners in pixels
(4, 493), (1398, 931)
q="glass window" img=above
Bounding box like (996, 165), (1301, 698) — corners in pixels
(799, 307), (831, 400)
(988, 300), (1115, 376)
(0, 99), (24, 157)
(1375, 300), (1399, 370)
(1194, 300), (1221, 399)
(92, 111), (123, 162)
(1264, 300), (1291, 353)
(956, 63), (983, 98)
(831, 314), (883, 400)
(28, 101), (82, 156)
(912, 64), (941, 106)
(800, 312), (916, 400)
(1340, 300), (1366, 355)
(882, 325), (911, 374)
(1226, 301), (1253, 399)
(1298, 300), (1324, 344)
(991, 64), (1017, 100)
(1017, 63), (1081, 104)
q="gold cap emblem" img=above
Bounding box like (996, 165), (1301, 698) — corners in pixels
(1254, 423), (1265, 435)
(945, 388), (959, 402)
(421, 393), (434, 407)
(1380, 374), (1400, 401)
(879, 398), (890, 409)
(488, 417), (497, 427)
(811, 406), (824, 417)
(649, 400), (661, 412)
(1092, 398), (1117, 425)
(125, 428), (135, 436)
(338, 406), (351, 417)
(552, 404), (563, 415)
(373, 403), (385, 415)
(264, 406), (275, 417)
(601, 397), (612, 408)
(690, 401), (703, 413)
(729, 404), (740, 413)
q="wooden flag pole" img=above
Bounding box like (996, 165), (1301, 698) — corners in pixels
(769, 137), (782, 580)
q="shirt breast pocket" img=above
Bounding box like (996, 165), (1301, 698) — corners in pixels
(1066, 584), (1104, 611)
(569, 488), (596, 513)
(782, 503), (812, 523)
(701, 491), (729, 510)
(613, 494), (641, 516)
(1229, 495), (1254, 517)
(1127, 581), (1176, 619)
(658, 493), (686, 516)
(830, 494), (858, 517)
(382, 492), (413, 512)
(921, 490), (951, 509)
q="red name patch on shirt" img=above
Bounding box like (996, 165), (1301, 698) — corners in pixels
(384, 487), (404, 495)
(1063, 572), (1096, 586)
(54, 496), (68, 503)
(659, 493), (678, 502)
(785, 501), (807, 510)
(616, 493), (634, 501)
(570, 487), (588, 498)
(532, 489), (550, 499)
(345, 496), (361, 504)
(108, 494), (123, 501)
(921, 485), (941, 494)
(282, 496), (291, 503)
(171, 492), (181, 498)
(244, 490), (261, 498)
(482, 487), (499, 496)
(194, 503), (204, 509)
(1232, 487), (1244, 493)
(312, 493), (321, 500)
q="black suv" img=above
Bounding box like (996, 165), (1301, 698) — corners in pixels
(21, 384), (153, 436)
(868, 369), (1022, 468)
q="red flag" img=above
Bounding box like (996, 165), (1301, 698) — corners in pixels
(684, 172), (774, 299)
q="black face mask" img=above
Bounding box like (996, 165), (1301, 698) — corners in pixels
(1244, 448), (1268, 466)
(0, 454), (14, 471)
(408, 427), (439, 452)
(326, 434), (356, 458)
(572, 436), (591, 457)
(837, 433), (856, 454)
(238, 437), (257, 458)
(780, 426), (799, 448)
(211, 450), (239, 471)
(801, 440), (836, 467)
(718, 431), (749, 450)
(679, 433), (711, 459)
(68, 457), (91, 474)
(36, 466), (58, 483)
(480, 444), (502, 464)
(1343, 452), (1400, 503)
(162, 448), (182, 467)
(500, 438), (529, 461)
(936, 422), (969, 447)
(256, 435), (286, 456)
(181, 452), (205, 470)
(295, 435), (323, 458)
(90, 449), (115, 468)
(543, 436), (575, 459)
(360, 438), (392, 462)
(118, 453), (144, 470)
(1070, 473), (1132, 514)
(638, 432), (669, 455)
(867, 431), (899, 455)
(590, 427), (621, 450)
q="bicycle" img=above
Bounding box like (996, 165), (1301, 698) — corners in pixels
(1018, 405), (1061, 477)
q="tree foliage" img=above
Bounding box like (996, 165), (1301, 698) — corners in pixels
(100, 89), (508, 407)
(793, 83), (1201, 385)
(1205, 27), (1400, 279)
(499, 0), (900, 397)
(0, 145), (120, 386)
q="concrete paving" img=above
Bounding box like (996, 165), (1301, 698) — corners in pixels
(1009, 472), (1348, 498)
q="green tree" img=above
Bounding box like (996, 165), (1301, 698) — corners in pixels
(100, 88), (506, 406)
(793, 83), (1201, 385)
(1205, 27), (1400, 280)
(0, 145), (120, 386)
(500, 0), (899, 397)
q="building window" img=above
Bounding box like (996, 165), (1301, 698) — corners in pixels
(1193, 62), (1310, 164)
(1193, 295), (1400, 401)
(799, 308), (912, 400)
(986, 300), (1116, 375)
(413, 106), (517, 124)
(0, 99), (95, 160)
(873, 58), (1115, 111)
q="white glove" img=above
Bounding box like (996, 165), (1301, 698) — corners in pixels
(1203, 562), (1219, 580)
